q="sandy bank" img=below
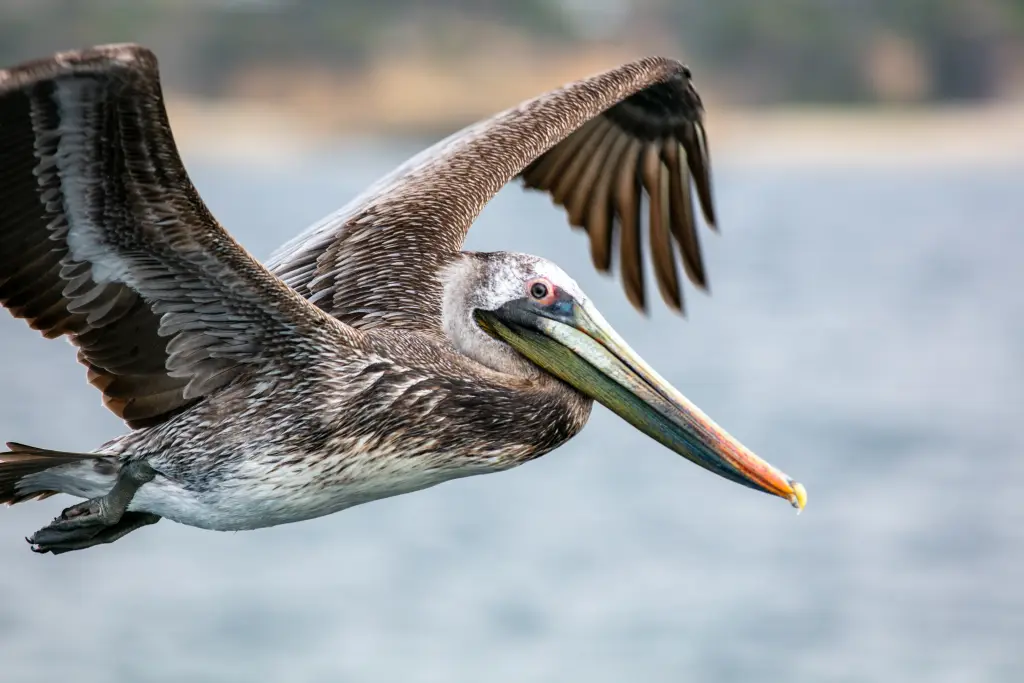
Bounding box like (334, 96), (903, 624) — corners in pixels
(165, 96), (1024, 168)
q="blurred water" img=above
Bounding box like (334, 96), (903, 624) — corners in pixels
(0, 144), (1021, 683)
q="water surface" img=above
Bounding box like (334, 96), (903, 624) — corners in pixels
(1, 144), (1021, 682)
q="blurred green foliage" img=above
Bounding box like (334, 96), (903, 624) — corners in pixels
(674, 0), (1022, 101)
(0, 0), (1020, 103)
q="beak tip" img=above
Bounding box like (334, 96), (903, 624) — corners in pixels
(788, 480), (808, 513)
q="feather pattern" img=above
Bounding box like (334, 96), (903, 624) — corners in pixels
(0, 44), (351, 428)
(268, 56), (718, 328)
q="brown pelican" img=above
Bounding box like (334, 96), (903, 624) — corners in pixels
(0, 44), (805, 555)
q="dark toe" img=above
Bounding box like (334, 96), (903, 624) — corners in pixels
(28, 523), (102, 548)
(44, 511), (109, 533)
(27, 512), (161, 555)
(60, 500), (102, 521)
(30, 538), (98, 555)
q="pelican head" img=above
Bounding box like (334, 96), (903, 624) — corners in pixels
(444, 252), (806, 510)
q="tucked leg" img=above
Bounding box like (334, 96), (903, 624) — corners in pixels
(27, 461), (157, 554)
(32, 512), (161, 555)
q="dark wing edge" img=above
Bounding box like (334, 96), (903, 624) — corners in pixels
(0, 44), (346, 428)
(268, 56), (710, 332)
(519, 69), (716, 312)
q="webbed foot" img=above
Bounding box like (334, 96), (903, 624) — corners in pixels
(26, 460), (158, 554)
(28, 511), (160, 554)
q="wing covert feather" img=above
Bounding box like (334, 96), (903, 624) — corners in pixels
(269, 56), (718, 330)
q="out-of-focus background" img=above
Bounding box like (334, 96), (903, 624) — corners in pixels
(1, 2), (1022, 682)
(3, 0), (1024, 157)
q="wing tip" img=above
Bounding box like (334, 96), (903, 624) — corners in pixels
(703, 210), (719, 232)
(687, 261), (711, 292)
(623, 279), (647, 314)
(0, 43), (156, 91)
(662, 293), (684, 316)
(56, 43), (153, 65)
(630, 56), (691, 81)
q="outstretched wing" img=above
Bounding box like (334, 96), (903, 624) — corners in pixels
(268, 57), (716, 332)
(0, 44), (347, 428)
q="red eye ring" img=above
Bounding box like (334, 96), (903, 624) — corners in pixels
(527, 277), (556, 304)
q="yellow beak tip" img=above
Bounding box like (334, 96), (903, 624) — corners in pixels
(788, 481), (808, 512)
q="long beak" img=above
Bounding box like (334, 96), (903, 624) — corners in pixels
(475, 301), (806, 510)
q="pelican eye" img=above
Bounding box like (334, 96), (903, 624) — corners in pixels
(530, 282), (549, 300)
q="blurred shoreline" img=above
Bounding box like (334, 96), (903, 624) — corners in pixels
(5, 0), (1023, 168)
(166, 95), (1024, 167)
